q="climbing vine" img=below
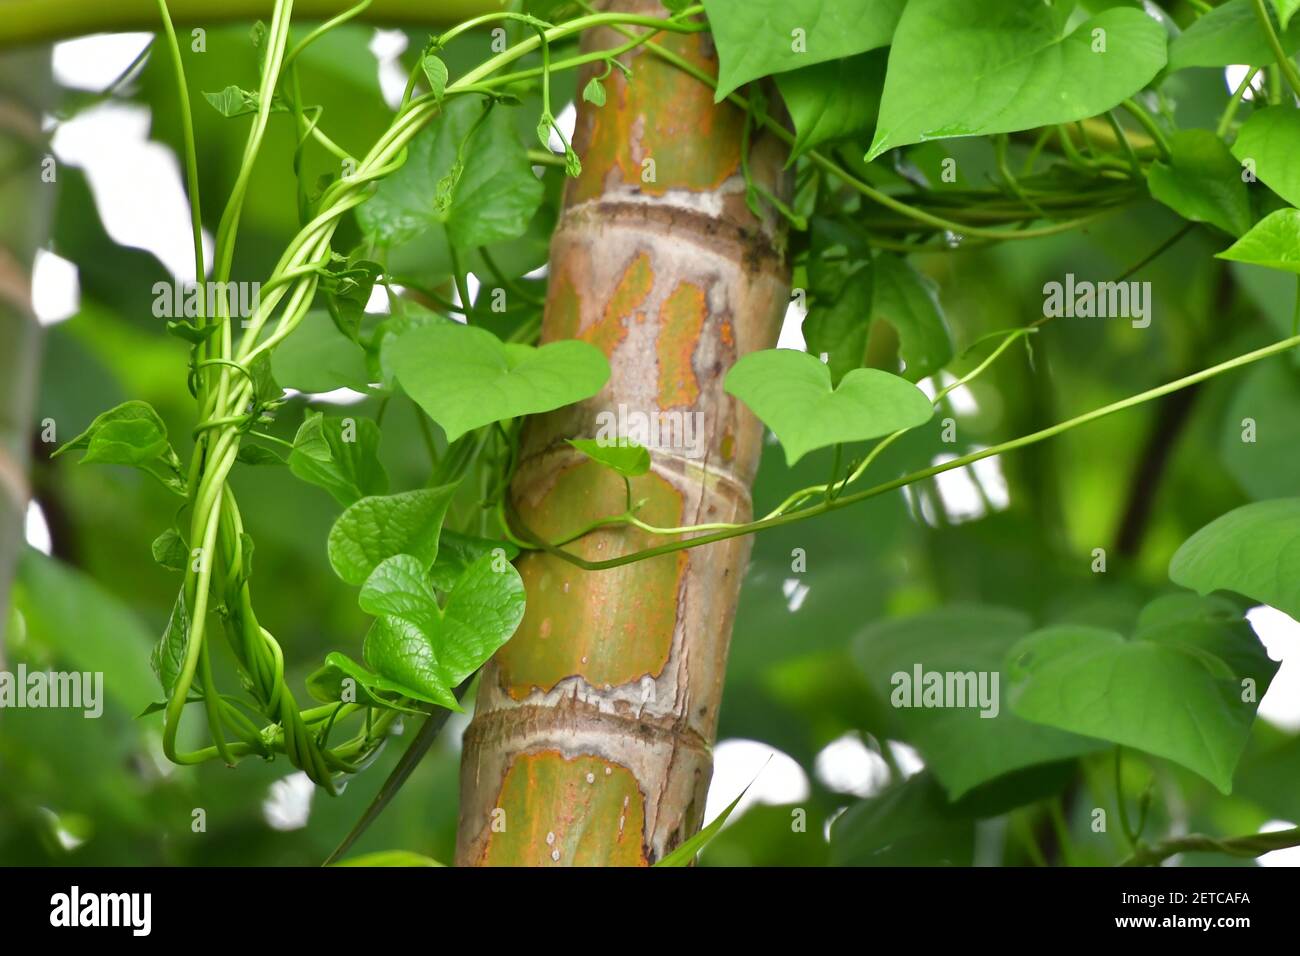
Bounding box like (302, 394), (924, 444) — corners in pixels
(44, 0), (1300, 866)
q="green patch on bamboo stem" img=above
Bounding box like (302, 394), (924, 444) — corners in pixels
(480, 750), (649, 866)
(500, 460), (685, 697)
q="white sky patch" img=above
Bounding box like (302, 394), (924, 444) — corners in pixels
(1225, 64), (1265, 103)
(706, 739), (810, 828)
(776, 296), (807, 351)
(547, 101), (577, 155)
(781, 577), (810, 612)
(1257, 820), (1300, 867)
(888, 740), (925, 778)
(1247, 605), (1300, 731)
(918, 370), (978, 416)
(283, 387), (370, 407)
(262, 771), (315, 831)
(369, 29), (409, 110)
(52, 33), (153, 91)
(24, 501), (53, 556)
(927, 450), (1008, 524)
(31, 249), (80, 325)
(814, 732), (890, 798)
(452, 272), (481, 315)
(365, 284), (391, 314)
(52, 102), (211, 281)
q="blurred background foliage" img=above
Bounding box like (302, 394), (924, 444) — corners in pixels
(2, 12), (1298, 868)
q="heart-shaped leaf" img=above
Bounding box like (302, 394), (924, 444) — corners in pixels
(1232, 106), (1300, 209)
(357, 96), (544, 250)
(1007, 597), (1277, 793)
(272, 309), (371, 394)
(775, 50), (887, 161)
(1168, 0), (1300, 70)
(867, 0), (1167, 160)
(288, 410), (389, 507)
(429, 531), (519, 592)
(151, 529), (188, 571)
(704, 0), (906, 100)
(1148, 129), (1253, 237)
(724, 348), (934, 465)
(854, 606), (1105, 799)
(306, 651), (431, 714)
(1221, 362), (1300, 500)
(52, 400), (187, 495)
(1216, 208), (1300, 274)
(151, 588), (190, 696)
(327, 485), (458, 585)
(392, 323), (610, 442)
(567, 437), (651, 477)
(360, 552), (526, 708)
(1170, 498), (1300, 621)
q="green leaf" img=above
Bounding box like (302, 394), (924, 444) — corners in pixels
(1222, 361), (1300, 500)
(151, 588), (190, 697)
(567, 437), (650, 477)
(202, 85), (288, 118)
(150, 528), (188, 571)
(1232, 106), (1300, 209)
(871, 253), (954, 382)
(52, 400), (187, 495)
(654, 781), (752, 866)
(1168, 0), (1300, 70)
(853, 607), (1105, 799)
(13, 549), (158, 714)
(235, 444), (284, 466)
(774, 50), (887, 160)
(421, 54), (448, 101)
(1007, 601), (1277, 793)
(1170, 498), (1300, 621)
(392, 322), (610, 443)
(867, 0), (1166, 160)
(248, 353), (282, 408)
(582, 76), (606, 107)
(360, 552), (526, 709)
(724, 349), (934, 465)
(1216, 208), (1300, 274)
(1148, 129), (1253, 237)
(271, 309), (372, 394)
(332, 850), (444, 867)
(327, 485), (459, 586)
(308, 651), (436, 713)
(375, 301), (448, 391)
(803, 260), (875, 386)
(703, 0), (906, 100)
(288, 411), (389, 507)
(165, 320), (219, 345)
(429, 530), (519, 592)
(358, 97), (544, 250)
(830, 773), (975, 866)
(1277, 0), (1300, 29)
(322, 256), (383, 344)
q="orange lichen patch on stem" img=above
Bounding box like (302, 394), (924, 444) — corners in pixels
(500, 459), (686, 698)
(571, 31), (743, 203)
(580, 251), (653, 357)
(656, 280), (706, 408)
(480, 750), (649, 866)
